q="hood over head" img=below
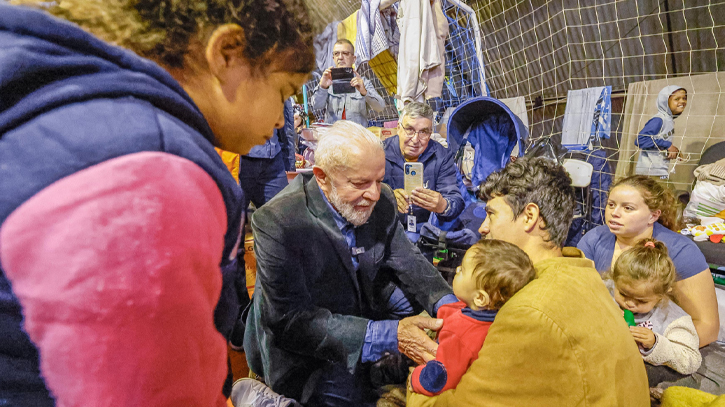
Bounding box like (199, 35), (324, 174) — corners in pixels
(656, 84), (686, 119)
(0, 3), (213, 140)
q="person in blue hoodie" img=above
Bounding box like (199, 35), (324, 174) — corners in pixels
(635, 85), (688, 178)
(0, 1), (313, 406)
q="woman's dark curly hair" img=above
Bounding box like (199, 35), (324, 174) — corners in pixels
(15, 0), (314, 74)
(478, 157), (575, 248)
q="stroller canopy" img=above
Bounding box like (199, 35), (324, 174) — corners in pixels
(447, 97), (529, 189)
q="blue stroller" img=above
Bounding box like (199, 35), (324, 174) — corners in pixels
(418, 97), (529, 278)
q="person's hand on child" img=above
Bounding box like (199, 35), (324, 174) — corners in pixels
(629, 326), (656, 350)
(397, 315), (443, 365)
(667, 145), (680, 160)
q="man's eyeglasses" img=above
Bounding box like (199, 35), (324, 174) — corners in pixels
(333, 51), (352, 57)
(401, 126), (432, 141)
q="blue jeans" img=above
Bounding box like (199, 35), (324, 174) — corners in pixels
(303, 286), (416, 406)
(239, 153), (288, 208)
(304, 363), (378, 407)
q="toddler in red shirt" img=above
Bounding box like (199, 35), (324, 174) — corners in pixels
(410, 239), (536, 396)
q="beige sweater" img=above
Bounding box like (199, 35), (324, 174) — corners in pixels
(644, 315), (702, 374)
(695, 158), (725, 186)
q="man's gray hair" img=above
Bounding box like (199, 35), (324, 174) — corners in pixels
(315, 120), (383, 173)
(400, 101), (434, 123)
(334, 39), (354, 51)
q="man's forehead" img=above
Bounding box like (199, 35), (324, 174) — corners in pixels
(401, 115), (432, 129)
(333, 43), (353, 52)
(346, 166), (385, 181)
(337, 147), (383, 172)
(487, 196), (511, 211)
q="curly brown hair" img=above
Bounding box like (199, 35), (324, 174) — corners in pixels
(465, 239), (536, 309)
(478, 157), (575, 248)
(610, 175), (682, 231)
(12, 0), (314, 73)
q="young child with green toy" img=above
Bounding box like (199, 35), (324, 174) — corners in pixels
(606, 238), (702, 377)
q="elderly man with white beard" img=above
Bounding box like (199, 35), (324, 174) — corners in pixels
(243, 120), (456, 406)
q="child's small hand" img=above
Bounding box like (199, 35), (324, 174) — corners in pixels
(630, 326), (656, 350)
(667, 145), (680, 160)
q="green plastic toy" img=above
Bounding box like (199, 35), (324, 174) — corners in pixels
(623, 310), (636, 327)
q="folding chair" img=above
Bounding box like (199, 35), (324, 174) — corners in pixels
(562, 159), (594, 224)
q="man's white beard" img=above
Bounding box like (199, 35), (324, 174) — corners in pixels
(329, 183), (376, 227)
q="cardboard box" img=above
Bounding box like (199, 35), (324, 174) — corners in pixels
(380, 127), (398, 140)
(368, 126), (398, 140)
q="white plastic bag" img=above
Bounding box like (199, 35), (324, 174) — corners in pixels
(684, 181), (725, 221)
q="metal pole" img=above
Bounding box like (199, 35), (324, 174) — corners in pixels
(302, 84), (310, 127)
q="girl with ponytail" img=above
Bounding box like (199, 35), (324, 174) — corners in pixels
(606, 239), (701, 382)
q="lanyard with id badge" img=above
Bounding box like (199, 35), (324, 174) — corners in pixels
(404, 162), (424, 233)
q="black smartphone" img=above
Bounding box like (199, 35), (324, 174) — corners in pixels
(330, 67), (355, 94)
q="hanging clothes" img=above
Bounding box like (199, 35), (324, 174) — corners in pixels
(442, 3), (485, 100)
(358, 0), (397, 95)
(369, 51), (397, 96)
(356, 0), (388, 62)
(561, 86), (612, 150)
(381, 5), (400, 58)
(561, 87), (613, 246)
(426, 0), (448, 100)
(396, 0), (447, 102)
(338, 11), (359, 51)
(313, 20), (340, 75)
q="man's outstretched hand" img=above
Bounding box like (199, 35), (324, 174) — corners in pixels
(397, 315), (443, 365)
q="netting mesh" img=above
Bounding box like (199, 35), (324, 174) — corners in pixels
(469, 0), (725, 238)
(302, 0), (488, 126)
(301, 0), (725, 232)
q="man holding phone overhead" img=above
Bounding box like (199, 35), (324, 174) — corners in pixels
(383, 102), (464, 240)
(312, 39), (385, 127)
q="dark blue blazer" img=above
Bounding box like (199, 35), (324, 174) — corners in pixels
(243, 173), (452, 402)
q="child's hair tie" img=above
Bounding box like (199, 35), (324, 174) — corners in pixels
(644, 241), (656, 248)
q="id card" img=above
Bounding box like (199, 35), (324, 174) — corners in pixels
(407, 214), (417, 233)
